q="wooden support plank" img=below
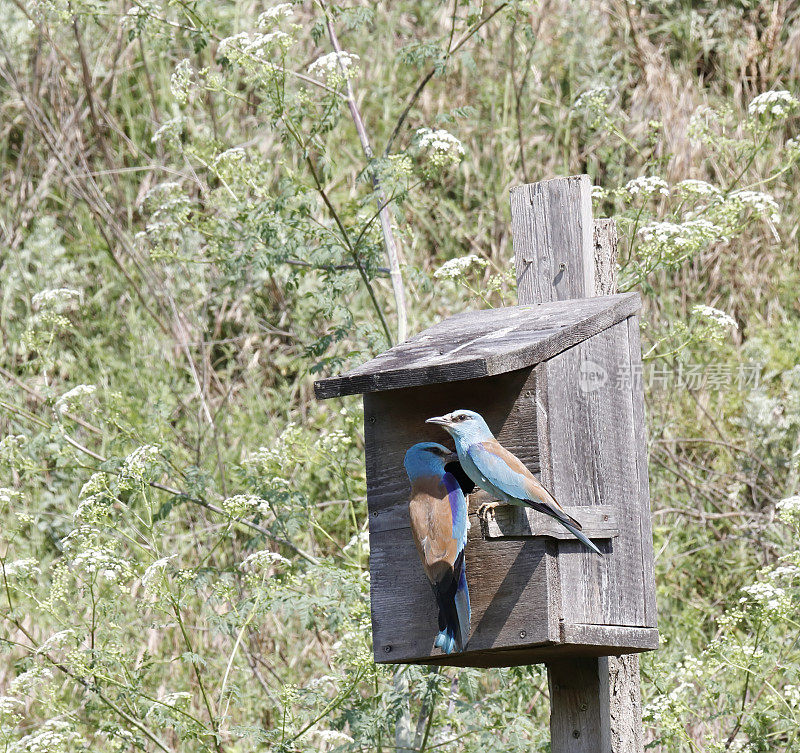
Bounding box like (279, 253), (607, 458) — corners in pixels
(548, 658), (604, 752)
(479, 501), (619, 541)
(511, 175), (595, 303)
(510, 176), (649, 753)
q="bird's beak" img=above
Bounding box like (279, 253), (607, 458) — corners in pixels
(426, 415), (451, 427)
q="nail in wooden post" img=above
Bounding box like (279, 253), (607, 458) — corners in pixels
(510, 176), (646, 753)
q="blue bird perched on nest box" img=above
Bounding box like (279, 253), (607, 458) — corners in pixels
(426, 410), (602, 556)
(404, 442), (472, 654)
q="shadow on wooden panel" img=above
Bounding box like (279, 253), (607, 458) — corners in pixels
(468, 539), (546, 648)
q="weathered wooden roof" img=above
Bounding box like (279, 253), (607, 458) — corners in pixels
(314, 292), (640, 399)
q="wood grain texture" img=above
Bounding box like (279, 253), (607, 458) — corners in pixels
(561, 625), (658, 652)
(628, 315), (658, 626)
(548, 658), (604, 753)
(314, 293), (641, 399)
(593, 219), (619, 296)
(407, 628), (658, 668)
(601, 655), (646, 753)
(538, 320), (653, 628)
(511, 175), (594, 304)
(480, 501), (619, 540)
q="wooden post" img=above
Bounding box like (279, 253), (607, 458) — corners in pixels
(510, 176), (645, 753)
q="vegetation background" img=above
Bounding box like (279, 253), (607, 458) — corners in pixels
(1, 0), (800, 750)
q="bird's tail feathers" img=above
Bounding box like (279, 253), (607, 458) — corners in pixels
(454, 569), (471, 651)
(525, 499), (583, 530)
(560, 520), (602, 555)
(432, 555), (471, 654)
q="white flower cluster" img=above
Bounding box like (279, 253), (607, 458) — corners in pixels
(246, 423), (304, 478)
(748, 90), (799, 118)
(692, 304), (738, 330)
(739, 581), (790, 616)
(31, 287), (81, 309)
(74, 491), (112, 525)
(687, 105), (721, 145)
(642, 691), (679, 726)
(777, 495), (800, 524)
(0, 695), (23, 716)
(3, 558), (41, 580)
(151, 116), (183, 146)
(769, 563), (799, 581)
(787, 136), (800, 158)
(257, 3), (293, 25)
(416, 127), (465, 172)
(317, 429), (353, 456)
(574, 85), (611, 111)
(61, 527), (133, 584)
(36, 629), (75, 654)
(241, 549), (290, 571)
(170, 58), (194, 105)
(55, 383), (96, 415)
(72, 471), (115, 525)
(141, 555), (176, 593)
(728, 189), (781, 224)
(80, 472), (109, 499)
(0, 434), (25, 461)
(622, 176), (669, 198)
(573, 85), (613, 128)
(784, 684), (800, 708)
(434, 254), (488, 280)
(118, 444), (160, 487)
(0, 487), (19, 505)
(310, 729), (355, 745)
(308, 51), (360, 85)
(219, 30), (291, 62)
(638, 219), (726, 262)
(212, 147), (249, 178)
(417, 127), (465, 155)
(222, 493), (265, 518)
(675, 179), (720, 197)
(8, 666), (53, 695)
(141, 180), (185, 205)
(9, 719), (85, 753)
(342, 529), (370, 554)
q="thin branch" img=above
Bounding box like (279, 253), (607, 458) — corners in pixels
(317, 0), (408, 343)
(383, 2), (509, 156)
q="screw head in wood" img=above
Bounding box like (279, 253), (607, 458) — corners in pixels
(572, 730), (581, 739)
(519, 630), (526, 639)
(383, 645), (392, 653)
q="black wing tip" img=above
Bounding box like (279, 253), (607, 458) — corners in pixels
(444, 460), (476, 495)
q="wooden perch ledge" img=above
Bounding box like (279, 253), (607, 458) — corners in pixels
(477, 500), (619, 541)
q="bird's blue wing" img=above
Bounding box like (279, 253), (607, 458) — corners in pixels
(467, 441), (575, 526)
(466, 441), (541, 502)
(442, 471), (468, 552)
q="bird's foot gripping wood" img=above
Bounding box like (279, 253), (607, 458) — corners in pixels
(477, 500), (501, 522)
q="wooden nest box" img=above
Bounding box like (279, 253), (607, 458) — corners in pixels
(315, 291), (658, 668)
